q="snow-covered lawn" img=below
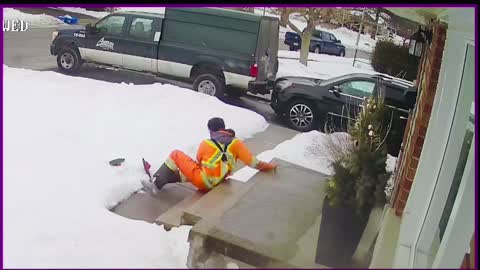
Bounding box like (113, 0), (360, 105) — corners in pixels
(3, 66), (268, 268)
(53, 7), (110, 18)
(275, 10), (405, 52)
(232, 131), (396, 182)
(3, 8), (66, 26)
(281, 22), (382, 53)
(277, 51), (376, 79)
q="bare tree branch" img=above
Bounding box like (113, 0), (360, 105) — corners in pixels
(287, 20), (302, 35)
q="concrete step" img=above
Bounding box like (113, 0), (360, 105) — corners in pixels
(154, 178), (251, 230)
(181, 178), (253, 226)
(187, 158), (330, 268)
(154, 190), (205, 230)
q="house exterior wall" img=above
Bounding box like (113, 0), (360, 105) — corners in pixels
(392, 21), (448, 216)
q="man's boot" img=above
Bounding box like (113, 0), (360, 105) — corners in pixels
(142, 163), (181, 195)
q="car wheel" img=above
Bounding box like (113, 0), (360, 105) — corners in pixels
(314, 46), (322, 54)
(339, 50), (346, 57)
(57, 47), (82, 73)
(193, 73), (225, 99)
(289, 45), (297, 51)
(286, 99), (318, 132)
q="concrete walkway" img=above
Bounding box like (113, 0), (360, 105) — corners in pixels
(112, 123), (298, 223)
(187, 158), (329, 268)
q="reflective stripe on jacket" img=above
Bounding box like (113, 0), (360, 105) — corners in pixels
(196, 138), (259, 188)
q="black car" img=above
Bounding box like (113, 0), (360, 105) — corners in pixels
(271, 73), (417, 155)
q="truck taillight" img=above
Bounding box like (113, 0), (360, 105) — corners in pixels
(250, 64), (258, 78)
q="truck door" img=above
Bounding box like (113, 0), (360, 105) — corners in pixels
(255, 17), (279, 83)
(121, 16), (160, 72)
(85, 14), (128, 66)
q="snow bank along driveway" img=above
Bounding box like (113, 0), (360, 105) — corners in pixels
(3, 66), (268, 268)
(3, 8), (66, 26)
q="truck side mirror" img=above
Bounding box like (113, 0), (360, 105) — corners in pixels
(85, 23), (98, 34)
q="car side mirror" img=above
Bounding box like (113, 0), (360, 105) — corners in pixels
(336, 39), (341, 43)
(329, 86), (341, 96)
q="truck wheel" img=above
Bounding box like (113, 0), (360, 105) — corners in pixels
(286, 99), (318, 132)
(57, 47), (82, 73)
(314, 46), (322, 54)
(193, 73), (225, 98)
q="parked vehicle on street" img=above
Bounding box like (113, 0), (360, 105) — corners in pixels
(284, 29), (346, 57)
(271, 73), (417, 155)
(50, 8), (279, 98)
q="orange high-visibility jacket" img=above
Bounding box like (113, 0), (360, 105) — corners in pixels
(196, 138), (259, 189)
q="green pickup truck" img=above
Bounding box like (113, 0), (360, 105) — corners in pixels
(50, 8), (280, 97)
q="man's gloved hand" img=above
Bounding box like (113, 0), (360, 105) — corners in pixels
(256, 161), (277, 171)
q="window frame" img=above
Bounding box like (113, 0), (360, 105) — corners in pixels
(127, 15), (157, 41)
(337, 79), (376, 98)
(94, 14), (128, 37)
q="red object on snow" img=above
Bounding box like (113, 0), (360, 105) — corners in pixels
(142, 158), (152, 178)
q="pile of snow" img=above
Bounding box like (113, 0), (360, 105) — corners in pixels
(326, 27), (378, 52)
(54, 7), (110, 18)
(3, 8), (65, 26)
(232, 131), (396, 183)
(277, 51), (376, 79)
(3, 66), (268, 268)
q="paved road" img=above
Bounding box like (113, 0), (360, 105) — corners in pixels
(3, 27), (284, 126)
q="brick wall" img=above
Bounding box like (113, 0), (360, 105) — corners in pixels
(460, 235), (475, 269)
(392, 21), (448, 216)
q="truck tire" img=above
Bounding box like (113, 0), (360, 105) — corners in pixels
(57, 47), (82, 73)
(314, 45), (322, 54)
(193, 73), (225, 99)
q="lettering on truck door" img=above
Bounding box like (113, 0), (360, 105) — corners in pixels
(85, 14), (128, 66)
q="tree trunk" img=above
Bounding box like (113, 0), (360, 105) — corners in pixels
(370, 9), (381, 40)
(280, 9), (290, 28)
(300, 31), (312, 66)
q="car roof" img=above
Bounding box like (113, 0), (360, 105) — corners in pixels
(329, 73), (415, 89)
(113, 11), (165, 19)
(315, 29), (332, 35)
